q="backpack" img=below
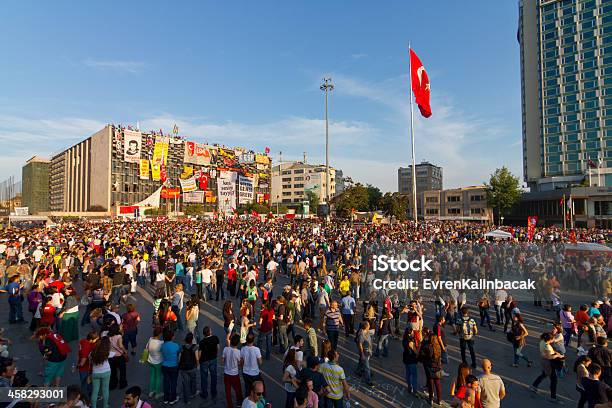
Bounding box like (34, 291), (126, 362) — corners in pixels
(178, 344), (197, 371)
(460, 317), (475, 340)
(49, 332), (72, 356)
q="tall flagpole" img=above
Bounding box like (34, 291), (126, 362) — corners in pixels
(562, 194), (566, 230)
(408, 43), (418, 224)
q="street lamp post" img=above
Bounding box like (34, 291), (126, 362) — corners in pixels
(320, 77), (334, 218)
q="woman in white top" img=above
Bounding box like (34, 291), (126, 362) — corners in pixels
(282, 348), (300, 408)
(91, 337), (114, 408)
(145, 326), (164, 398)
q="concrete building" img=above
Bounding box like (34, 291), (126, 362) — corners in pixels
(519, 0), (612, 191)
(47, 125), (271, 214)
(271, 162), (336, 207)
(21, 156), (50, 215)
(506, 185), (612, 228)
(335, 169), (346, 197)
(398, 161), (443, 195)
(422, 186), (493, 223)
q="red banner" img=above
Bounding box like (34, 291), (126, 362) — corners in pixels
(161, 188), (181, 199)
(527, 216), (538, 241)
(119, 205), (138, 214)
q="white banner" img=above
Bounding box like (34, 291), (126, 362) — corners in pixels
(179, 176), (197, 192)
(238, 175), (254, 204)
(217, 177), (236, 214)
(184, 142), (212, 165)
(123, 130), (142, 163)
(183, 191), (205, 203)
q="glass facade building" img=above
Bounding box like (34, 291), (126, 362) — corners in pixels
(520, 0), (612, 191)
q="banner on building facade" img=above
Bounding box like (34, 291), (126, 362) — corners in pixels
(161, 187), (181, 199)
(239, 152), (255, 164)
(180, 166), (193, 179)
(256, 193), (264, 204)
(217, 176), (236, 214)
(205, 191), (216, 203)
(183, 191), (205, 203)
(139, 159), (150, 180)
(184, 142), (212, 165)
(152, 137), (169, 165)
(255, 154), (271, 165)
(238, 175), (254, 204)
(179, 176), (197, 192)
(151, 163), (161, 181)
(123, 130), (142, 163)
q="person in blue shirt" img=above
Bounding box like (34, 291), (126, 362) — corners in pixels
(340, 292), (356, 337)
(588, 301), (603, 318)
(175, 261), (185, 288)
(161, 329), (180, 404)
(6, 275), (24, 324)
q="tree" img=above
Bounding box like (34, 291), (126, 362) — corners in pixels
(365, 185), (382, 211)
(335, 184), (370, 218)
(379, 192), (409, 221)
(305, 191), (319, 215)
(184, 204), (204, 216)
(485, 167), (521, 224)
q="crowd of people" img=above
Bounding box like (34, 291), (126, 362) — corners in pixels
(0, 218), (609, 408)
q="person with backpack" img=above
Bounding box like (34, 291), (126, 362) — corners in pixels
(36, 327), (70, 386)
(458, 307), (478, 369)
(178, 332), (199, 404)
(509, 313), (532, 367)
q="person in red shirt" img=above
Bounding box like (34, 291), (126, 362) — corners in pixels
(40, 296), (57, 329)
(454, 374), (482, 408)
(257, 302), (275, 360)
(78, 331), (99, 396)
(576, 304), (591, 348)
(121, 304), (141, 355)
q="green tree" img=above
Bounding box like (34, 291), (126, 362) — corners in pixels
(305, 191), (319, 215)
(183, 204), (204, 216)
(335, 184), (370, 217)
(485, 167), (521, 224)
(365, 184), (382, 210)
(379, 192), (409, 221)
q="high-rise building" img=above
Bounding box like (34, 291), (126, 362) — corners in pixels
(21, 156), (50, 215)
(519, 0), (612, 191)
(398, 161), (443, 195)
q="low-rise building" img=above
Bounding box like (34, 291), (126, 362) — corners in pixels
(271, 162), (336, 207)
(422, 185), (493, 223)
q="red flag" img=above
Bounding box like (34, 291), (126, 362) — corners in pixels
(559, 196), (565, 206)
(251, 210), (259, 217)
(588, 159), (598, 169)
(160, 164), (167, 183)
(409, 48), (432, 118)
(198, 172), (209, 190)
(264, 147), (270, 154)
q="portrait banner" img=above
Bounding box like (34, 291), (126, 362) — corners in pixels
(123, 130), (142, 163)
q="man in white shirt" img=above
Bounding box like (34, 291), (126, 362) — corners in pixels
(201, 267), (213, 300)
(239, 333), (263, 396)
(494, 289), (508, 325)
(266, 259), (278, 282)
(33, 247), (44, 262)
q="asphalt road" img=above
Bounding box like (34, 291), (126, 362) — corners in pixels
(0, 272), (586, 408)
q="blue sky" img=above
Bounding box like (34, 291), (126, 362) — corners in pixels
(0, 1), (522, 192)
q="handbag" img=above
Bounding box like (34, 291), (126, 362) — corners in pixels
(139, 340), (150, 364)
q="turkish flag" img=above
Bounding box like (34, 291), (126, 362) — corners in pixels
(410, 49), (432, 118)
(198, 172), (209, 190)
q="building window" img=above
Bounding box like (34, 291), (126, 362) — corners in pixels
(447, 196), (460, 203)
(294, 184), (304, 188)
(470, 208), (483, 215)
(447, 208), (461, 215)
(282, 192), (291, 196)
(293, 169), (304, 174)
(426, 208), (438, 215)
(425, 197), (438, 203)
(282, 177), (292, 182)
(470, 195), (483, 202)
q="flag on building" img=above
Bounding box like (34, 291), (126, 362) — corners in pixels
(410, 48), (432, 118)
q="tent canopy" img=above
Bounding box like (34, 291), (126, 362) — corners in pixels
(484, 229), (513, 239)
(564, 242), (612, 255)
